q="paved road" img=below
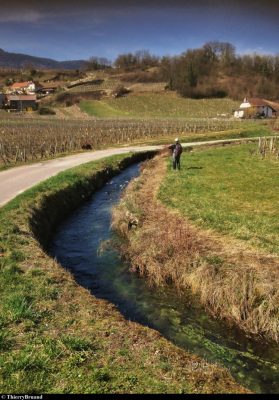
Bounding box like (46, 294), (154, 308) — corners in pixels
(0, 137), (259, 207)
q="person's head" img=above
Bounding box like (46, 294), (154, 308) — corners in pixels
(175, 138), (179, 143)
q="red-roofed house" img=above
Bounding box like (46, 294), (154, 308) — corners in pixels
(9, 81), (36, 94)
(234, 98), (277, 119)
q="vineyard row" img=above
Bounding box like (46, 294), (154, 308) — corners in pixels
(0, 118), (257, 165)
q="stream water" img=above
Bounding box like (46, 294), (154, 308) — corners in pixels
(50, 163), (279, 394)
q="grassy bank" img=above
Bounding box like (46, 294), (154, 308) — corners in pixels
(159, 144), (279, 255)
(112, 149), (279, 342)
(0, 153), (246, 394)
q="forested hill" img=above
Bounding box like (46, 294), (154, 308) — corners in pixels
(159, 42), (279, 100)
(0, 48), (86, 70)
(114, 43), (279, 100)
(1, 42), (279, 100)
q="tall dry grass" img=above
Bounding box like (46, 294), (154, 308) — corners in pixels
(258, 136), (279, 159)
(111, 156), (279, 342)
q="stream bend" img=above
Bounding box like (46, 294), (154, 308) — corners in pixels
(50, 163), (279, 394)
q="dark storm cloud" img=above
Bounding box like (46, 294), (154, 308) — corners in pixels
(1, 0), (278, 59)
(1, 0), (279, 5)
(1, 0), (278, 24)
(2, 0), (279, 12)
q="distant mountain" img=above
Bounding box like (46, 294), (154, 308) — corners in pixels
(0, 49), (86, 70)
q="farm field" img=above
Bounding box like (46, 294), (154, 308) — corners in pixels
(67, 78), (166, 95)
(79, 93), (240, 119)
(159, 143), (279, 254)
(0, 108), (270, 168)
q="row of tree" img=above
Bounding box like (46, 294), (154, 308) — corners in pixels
(85, 42), (279, 99)
(160, 42), (279, 99)
(85, 50), (159, 71)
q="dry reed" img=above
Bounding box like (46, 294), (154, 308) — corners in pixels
(258, 136), (279, 159)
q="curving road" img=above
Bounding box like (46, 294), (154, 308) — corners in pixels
(0, 137), (259, 207)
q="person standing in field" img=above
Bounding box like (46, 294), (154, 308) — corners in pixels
(168, 138), (183, 170)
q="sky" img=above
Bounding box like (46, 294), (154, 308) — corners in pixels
(0, 0), (279, 61)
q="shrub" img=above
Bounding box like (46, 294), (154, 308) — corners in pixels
(113, 85), (130, 98)
(56, 92), (72, 104)
(120, 70), (162, 83)
(39, 107), (56, 115)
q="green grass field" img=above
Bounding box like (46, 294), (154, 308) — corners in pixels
(159, 144), (279, 254)
(80, 93), (240, 119)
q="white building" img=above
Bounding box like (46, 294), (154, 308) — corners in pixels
(234, 98), (276, 119)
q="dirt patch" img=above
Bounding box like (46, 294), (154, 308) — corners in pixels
(54, 104), (93, 120)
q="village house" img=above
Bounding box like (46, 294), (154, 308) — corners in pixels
(36, 81), (61, 94)
(234, 98), (277, 119)
(9, 81), (36, 94)
(4, 94), (37, 111)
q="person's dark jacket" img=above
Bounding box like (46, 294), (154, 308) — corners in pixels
(168, 142), (183, 157)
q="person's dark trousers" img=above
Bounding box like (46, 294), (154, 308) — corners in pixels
(173, 155), (181, 170)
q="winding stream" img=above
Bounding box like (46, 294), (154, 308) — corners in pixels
(50, 163), (279, 394)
